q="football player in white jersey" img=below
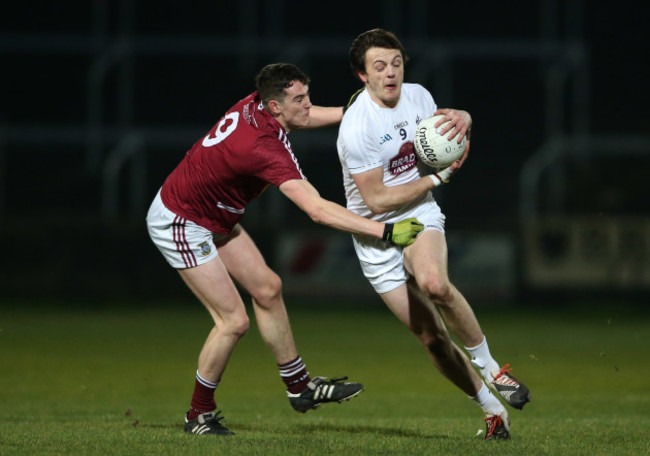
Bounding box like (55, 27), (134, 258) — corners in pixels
(336, 28), (532, 440)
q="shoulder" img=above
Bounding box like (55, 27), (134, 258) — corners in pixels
(343, 88), (365, 114)
(341, 90), (373, 127)
(401, 83), (436, 112)
(245, 95), (283, 143)
(402, 83), (432, 99)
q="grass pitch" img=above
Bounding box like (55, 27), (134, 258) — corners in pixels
(0, 299), (648, 455)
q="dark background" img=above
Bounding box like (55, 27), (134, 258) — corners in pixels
(1, 0), (649, 302)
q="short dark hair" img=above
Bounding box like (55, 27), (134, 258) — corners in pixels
(255, 63), (311, 106)
(349, 28), (409, 80)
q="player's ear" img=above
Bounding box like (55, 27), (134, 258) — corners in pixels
(357, 72), (368, 84)
(267, 99), (283, 115)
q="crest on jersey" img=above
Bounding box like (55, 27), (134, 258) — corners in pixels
(389, 142), (417, 175)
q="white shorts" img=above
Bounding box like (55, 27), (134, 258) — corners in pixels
(146, 190), (219, 269)
(352, 199), (446, 294)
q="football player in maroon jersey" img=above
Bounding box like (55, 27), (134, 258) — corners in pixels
(146, 63), (424, 435)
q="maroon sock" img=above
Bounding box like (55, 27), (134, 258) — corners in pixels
(187, 370), (218, 420)
(278, 356), (310, 394)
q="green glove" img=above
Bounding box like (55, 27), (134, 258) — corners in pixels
(382, 217), (424, 246)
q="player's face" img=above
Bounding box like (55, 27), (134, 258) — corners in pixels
(277, 81), (313, 131)
(359, 47), (404, 109)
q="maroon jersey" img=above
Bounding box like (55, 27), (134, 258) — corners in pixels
(161, 92), (306, 234)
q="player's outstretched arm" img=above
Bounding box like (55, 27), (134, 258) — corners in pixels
(304, 106), (344, 128)
(279, 179), (422, 246)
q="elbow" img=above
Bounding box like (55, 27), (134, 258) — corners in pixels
(301, 196), (335, 226)
(306, 205), (328, 225)
(366, 203), (384, 215)
(365, 198), (393, 215)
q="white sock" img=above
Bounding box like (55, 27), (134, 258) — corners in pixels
(465, 336), (500, 381)
(470, 383), (506, 415)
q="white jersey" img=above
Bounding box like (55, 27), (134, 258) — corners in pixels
(336, 83), (437, 222)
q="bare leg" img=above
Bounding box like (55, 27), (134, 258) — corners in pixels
(216, 225), (298, 364)
(218, 225), (365, 409)
(379, 281), (482, 396)
(400, 229), (526, 418)
(404, 229), (484, 347)
(178, 256), (250, 382)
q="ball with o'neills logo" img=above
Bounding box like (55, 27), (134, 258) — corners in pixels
(414, 114), (466, 169)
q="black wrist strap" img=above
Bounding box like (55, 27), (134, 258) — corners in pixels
(382, 223), (394, 243)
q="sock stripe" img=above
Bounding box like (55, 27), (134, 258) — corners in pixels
(280, 365), (307, 377)
(196, 370), (218, 389)
(278, 356), (310, 394)
(278, 356), (303, 369)
(279, 357), (305, 377)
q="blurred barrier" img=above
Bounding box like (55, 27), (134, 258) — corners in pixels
(520, 135), (650, 219)
(101, 132), (146, 220)
(519, 135), (650, 292)
(523, 216), (650, 289)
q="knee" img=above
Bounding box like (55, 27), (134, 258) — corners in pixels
(419, 275), (452, 304)
(251, 270), (283, 308)
(224, 311), (250, 339)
